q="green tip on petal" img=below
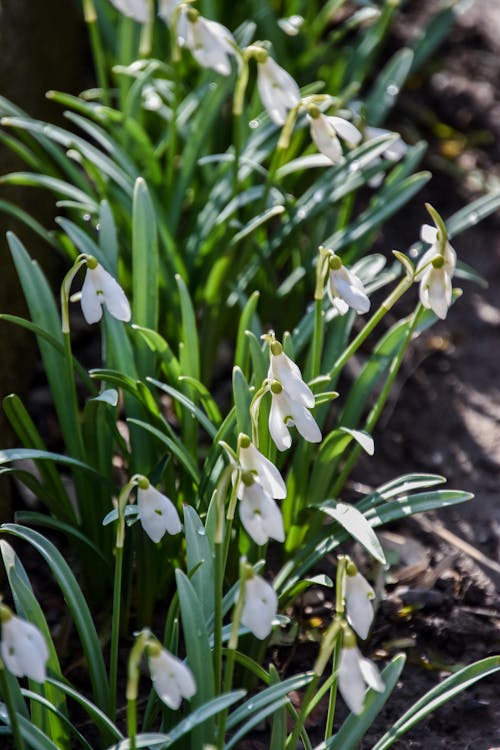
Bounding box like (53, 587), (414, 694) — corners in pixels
(329, 255), (342, 271)
(86, 255), (98, 270)
(270, 340), (283, 356)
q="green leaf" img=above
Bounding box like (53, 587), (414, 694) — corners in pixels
(175, 275), (200, 380)
(319, 502), (386, 564)
(339, 427), (374, 456)
(147, 378), (216, 438)
(0, 525), (110, 713)
(13, 512), (109, 565)
(232, 366), (252, 437)
(46, 679), (122, 742)
(126, 418), (200, 484)
(132, 177), (159, 336)
(447, 190), (500, 240)
(0, 708), (61, 750)
(371, 656), (500, 750)
(227, 672), (313, 730)
(366, 490), (473, 527)
(20, 691), (91, 750)
(0, 448), (104, 477)
(175, 569), (215, 748)
(1, 173), (98, 213)
(234, 291), (260, 378)
(365, 48), (414, 126)
(184, 506), (214, 622)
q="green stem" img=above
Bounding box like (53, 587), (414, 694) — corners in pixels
(83, 0), (110, 105)
(307, 298), (324, 380)
(328, 271), (414, 383)
(332, 303), (423, 496)
(109, 544), (124, 720)
(324, 633), (341, 739)
(127, 699), (137, 750)
(0, 667), (25, 750)
(213, 538), (224, 695)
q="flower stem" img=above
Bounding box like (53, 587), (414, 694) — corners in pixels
(109, 543), (123, 720)
(324, 639), (341, 739)
(0, 667), (25, 750)
(83, 0), (110, 106)
(328, 271), (414, 383)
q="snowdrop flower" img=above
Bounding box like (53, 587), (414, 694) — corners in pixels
(308, 105), (362, 164)
(326, 254), (370, 315)
(184, 9), (237, 75)
(80, 257), (131, 325)
(345, 571), (376, 640)
(256, 54), (300, 126)
(269, 382), (322, 450)
(148, 645), (196, 710)
(109, 0), (149, 23)
(338, 642), (384, 714)
(0, 610), (49, 683)
(238, 436), (286, 500)
(241, 574), (278, 640)
(415, 223), (456, 320)
(238, 479), (285, 545)
(137, 484), (182, 543)
(268, 341), (315, 409)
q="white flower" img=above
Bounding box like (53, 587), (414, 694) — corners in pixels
(80, 262), (131, 325)
(185, 14), (237, 75)
(238, 440), (286, 499)
(415, 225), (456, 320)
(158, 0), (180, 22)
(327, 264), (370, 315)
(137, 486), (182, 543)
(269, 385), (322, 451)
(241, 575), (278, 640)
(109, 0), (149, 23)
(345, 572), (375, 640)
(1, 615), (49, 683)
(239, 481), (285, 545)
(148, 647), (196, 710)
(309, 112), (362, 164)
(257, 57), (300, 126)
(268, 349), (315, 408)
(338, 645), (384, 715)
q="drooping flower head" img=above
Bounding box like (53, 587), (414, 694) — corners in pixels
(415, 205), (457, 320)
(255, 50), (300, 126)
(308, 105), (362, 164)
(0, 606), (49, 683)
(263, 336), (321, 451)
(136, 479), (182, 543)
(325, 251), (370, 315)
(183, 8), (237, 75)
(148, 643), (196, 709)
(80, 256), (131, 325)
(234, 434), (286, 545)
(241, 572), (278, 640)
(344, 563), (376, 640)
(338, 636), (384, 714)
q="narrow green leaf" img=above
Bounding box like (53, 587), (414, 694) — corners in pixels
(175, 275), (200, 380)
(365, 48), (414, 126)
(319, 502), (386, 563)
(372, 656), (500, 750)
(132, 177), (159, 332)
(184, 506), (214, 622)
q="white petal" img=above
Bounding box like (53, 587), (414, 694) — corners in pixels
(98, 266), (131, 321)
(269, 392), (292, 451)
(257, 58), (300, 125)
(329, 116), (362, 145)
(239, 443), (286, 499)
(241, 576), (278, 640)
(137, 486), (182, 543)
(158, 0), (179, 22)
(426, 268), (452, 319)
(80, 269), (104, 324)
(149, 649), (196, 709)
(1, 617), (48, 683)
(420, 224), (438, 244)
(415, 246), (437, 278)
(110, 0), (149, 23)
(359, 657), (384, 693)
(338, 647), (366, 715)
(345, 573), (375, 640)
(330, 268), (370, 314)
(239, 484), (285, 545)
(188, 17), (236, 75)
(269, 352), (314, 408)
(309, 114), (343, 164)
(289, 400), (322, 443)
